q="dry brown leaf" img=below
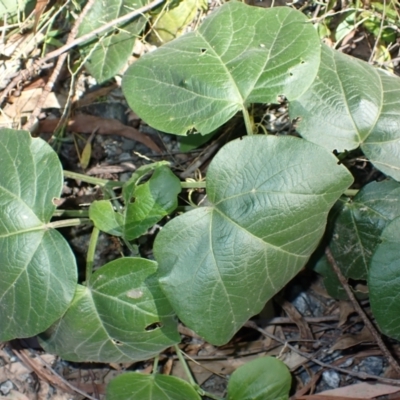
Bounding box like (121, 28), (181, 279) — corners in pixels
(338, 301), (355, 327)
(34, 0), (50, 32)
(297, 382), (400, 399)
(39, 114), (162, 153)
(330, 326), (373, 352)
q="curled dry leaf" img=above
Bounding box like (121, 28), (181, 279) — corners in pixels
(39, 114), (162, 153)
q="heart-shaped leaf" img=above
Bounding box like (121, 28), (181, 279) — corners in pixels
(369, 217), (400, 340)
(107, 372), (201, 400)
(78, 0), (147, 83)
(226, 357), (291, 400)
(122, 2), (321, 135)
(290, 45), (400, 181)
(39, 258), (179, 362)
(322, 180), (400, 281)
(0, 129), (77, 341)
(154, 135), (353, 344)
(90, 165), (181, 240)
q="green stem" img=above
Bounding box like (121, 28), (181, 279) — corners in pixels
(174, 345), (197, 386)
(152, 355), (159, 374)
(242, 106), (254, 136)
(181, 181), (206, 189)
(173, 346), (224, 399)
(63, 170), (123, 187)
(86, 227), (100, 281)
(344, 189), (359, 197)
(53, 209), (89, 218)
(47, 218), (90, 229)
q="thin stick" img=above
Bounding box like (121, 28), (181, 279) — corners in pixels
(325, 246), (400, 376)
(35, 353), (99, 400)
(0, 0), (166, 105)
(24, 0), (96, 131)
(245, 320), (400, 385)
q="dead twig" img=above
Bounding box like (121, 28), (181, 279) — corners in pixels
(24, 0), (96, 131)
(245, 320), (400, 386)
(325, 246), (400, 376)
(0, 0), (166, 106)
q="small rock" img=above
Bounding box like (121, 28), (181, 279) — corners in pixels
(322, 370), (340, 388)
(0, 380), (13, 395)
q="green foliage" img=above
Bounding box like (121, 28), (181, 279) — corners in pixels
(107, 373), (201, 400)
(149, 0), (207, 44)
(0, 130), (77, 341)
(90, 163), (181, 240)
(122, 2), (321, 135)
(39, 258), (180, 362)
(4, 1), (400, 398)
(290, 45), (400, 181)
(226, 357), (291, 400)
(369, 217), (400, 341)
(77, 0), (147, 83)
(155, 135), (352, 344)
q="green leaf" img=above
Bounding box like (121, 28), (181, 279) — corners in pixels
(39, 258), (179, 362)
(0, 0), (33, 16)
(226, 357), (291, 400)
(369, 217), (400, 341)
(290, 45), (400, 181)
(179, 131), (217, 152)
(149, 0), (207, 44)
(122, 2), (321, 135)
(323, 180), (400, 281)
(154, 135), (353, 345)
(90, 165), (181, 240)
(78, 0), (147, 83)
(0, 129), (77, 341)
(106, 372), (201, 400)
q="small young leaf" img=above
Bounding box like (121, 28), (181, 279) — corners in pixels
(106, 372), (201, 400)
(369, 217), (400, 341)
(78, 0), (147, 83)
(123, 2), (321, 135)
(154, 135), (353, 345)
(39, 258), (179, 362)
(226, 357), (291, 400)
(90, 165), (181, 240)
(0, 129), (77, 341)
(291, 45), (400, 181)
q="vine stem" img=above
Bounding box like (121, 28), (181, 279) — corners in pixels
(47, 218), (90, 229)
(242, 106), (254, 135)
(152, 355), (159, 374)
(63, 170), (118, 187)
(174, 346), (224, 400)
(325, 246), (400, 376)
(86, 227), (100, 281)
(64, 170), (206, 189)
(174, 345), (197, 386)
(53, 209), (89, 217)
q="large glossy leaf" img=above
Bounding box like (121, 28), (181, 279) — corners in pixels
(290, 45), (400, 181)
(90, 164), (181, 240)
(0, 129), (77, 341)
(107, 373), (201, 400)
(321, 180), (400, 282)
(369, 217), (400, 341)
(154, 135), (353, 345)
(78, 0), (147, 83)
(122, 2), (321, 135)
(39, 258), (179, 362)
(226, 357), (291, 400)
